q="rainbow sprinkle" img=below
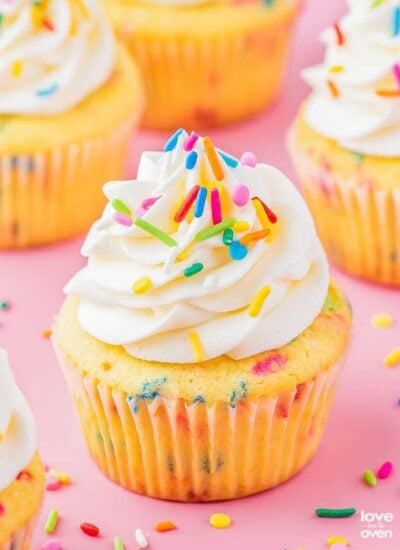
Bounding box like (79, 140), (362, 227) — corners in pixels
(223, 228), (234, 245)
(194, 187), (207, 218)
(195, 218), (236, 241)
(188, 331), (205, 362)
(383, 347), (400, 367)
(248, 285), (271, 316)
(240, 229), (270, 245)
(184, 131), (199, 151)
(393, 6), (400, 36)
(36, 83), (59, 97)
(44, 509), (59, 534)
(164, 128), (183, 152)
(229, 241), (248, 261)
(132, 276), (152, 294)
(204, 136), (224, 180)
(327, 79), (340, 98)
(184, 263), (204, 278)
(135, 218), (177, 247)
(211, 187), (222, 224)
(186, 151), (198, 170)
(393, 63), (400, 89)
(174, 185), (200, 223)
(112, 198), (131, 216)
(333, 22), (345, 46)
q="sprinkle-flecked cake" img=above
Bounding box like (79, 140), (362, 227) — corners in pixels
(0, 350), (45, 549)
(289, 0), (400, 285)
(0, 0), (144, 248)
(102, 0), (302, 129)
(53, 130), (352, 501)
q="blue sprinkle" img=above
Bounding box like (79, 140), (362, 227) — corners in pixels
(193, 395), (205, 404)
(194, 187), (207, 218)
(218, 149), (239, 168)
(164, 128), (184, 152)
(229, 380), (247, 408)
(127, 396), (139, 414)
(186, 151), (198, 170)
(229, 240), (248, 261)
(393, 6), (400, 36)
(36, 83), (59, 97)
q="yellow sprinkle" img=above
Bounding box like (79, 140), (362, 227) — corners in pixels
(132, 277), (152, 295)
(248, 285), (271, 317)
(209, 513), (231, 529)
(371, 313), (394, 329)
(11, 60), (23, 77)
(233, 221), (250, 232)
(330, 65), (345, 73)
(251, 197), (270, 229)
(49, 468), (71, 485)
(327, 536), (348, 546)
(384, 348), (400, 367)
(188, 331), (205, 362)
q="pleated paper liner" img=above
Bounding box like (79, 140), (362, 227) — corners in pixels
(290, 136), (400, 286)
(58, 346), (343, 502)
(108, 2), (300, 129)
(0, 115), (137, 249)
(0, 516), (38, 550)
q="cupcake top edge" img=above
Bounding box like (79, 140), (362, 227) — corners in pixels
(0, 348), (37, 491)
(0, 0), (115, 116)
(302, 0), (400, 158)
(65, 130), (329, 364)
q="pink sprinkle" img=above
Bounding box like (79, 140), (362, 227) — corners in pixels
(42, 540), (62, 550)
(46, 474), (61, 491)
(141, 196), (160, 210)
(135, 206), (147, 218)
(240, 152), (257, 167)
(0, 503), (5, 516)
(233, 184), (250, 206)
(377, 461), (393, 479)
(252, 353), (286, 376)
(393, 63), (400, 90)
(210, 188), (222, 225)
(183, 131), (199, 152)
(113, 213), (132, 226)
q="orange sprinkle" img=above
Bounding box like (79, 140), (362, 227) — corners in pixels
(327, 80), (340, 98)
(240, 229), (270, 245)
(204, 136), (224, 181)
(42, 328), (52, 339)
(333, 22), (345, 46)
(376, 88), (400, 97)
(42, 18), (55, 31)
(155, 521), (177, 533)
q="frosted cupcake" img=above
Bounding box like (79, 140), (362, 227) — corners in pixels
(0, 349), (45, 549)
(53, 130), (351, 501)
(290, 0), (400, 285)
(102, 0), (302, 129)
(0, 0), (145, 248)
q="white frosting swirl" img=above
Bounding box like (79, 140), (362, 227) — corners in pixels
(0, 349), (37, 491)
(0, 0), (114, 115)
(65, 131), (329, 363)
(303, 0), (400, 156)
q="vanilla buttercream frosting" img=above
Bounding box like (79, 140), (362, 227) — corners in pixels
(0, 349), (37, 491)
(0, 0), (114, 115)
(303, 0), (400, 157)
(65, 130), (329, 364)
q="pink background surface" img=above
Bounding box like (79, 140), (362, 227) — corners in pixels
(2, 1), (400, 548)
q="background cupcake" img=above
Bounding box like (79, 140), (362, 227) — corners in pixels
(0, 349), (45, 549)
(53, 130), (352, 502)
(289, 0), (400, 285)
(0, 0), (145, 249)
(103, 0), (303, 129)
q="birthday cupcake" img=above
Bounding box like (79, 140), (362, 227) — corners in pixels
(102, 0), (302, 129)
(53, 130), (352, 502)
(0, 0), (144, 248)
(0, 349), (45, 549)
(290, 0), (400, 285)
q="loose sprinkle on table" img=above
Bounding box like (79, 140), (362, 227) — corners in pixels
(44, 509), (59, 534)
(80, 522), (100, 537)
(132, 276), (152, 294)
(377, 461), (393, 479)
(0, 300), (10, 310)
(370, 312), (394, 329)
(315, 508), (356, 518)
(113, 536), (125, 550)
(383, 347), (400, 367)
(188, 331), (205, 362)
(135, 528), (149, 548)
(363, 469), (377, 487)
(155, 521), (177, 532)
(46, 474), (61, 492)
(48, 468), (71, 484)
(42, 540), (62, 550)
(248, 285), (271, 317)
(42, 328), (52, 339)
(327, 536), (348, 546)
(209, 513), (232, 529)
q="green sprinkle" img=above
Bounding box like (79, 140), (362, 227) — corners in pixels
(0, 300), (10, 311)
(351, 151), (365, 163)
(315, 508), (356, 518)
(184, 263), (204, 278)
(44, 509), (59, 534)
(114, 536), (125, 550)
(363, 470), (377, 487)
(196, 218), (236, 242)
(111, 198), (131, 216)
(371, 0), (383, 7)
(223, 228), (234, 245)
(134, 218), (177, 247)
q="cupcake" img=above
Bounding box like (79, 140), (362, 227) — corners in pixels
(53, 130), (352, 502)
(0, 349), (45, 549)
(102, 0), (302, 129)
(0, 0), (145, 249)
(289, 0), (400, 285)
